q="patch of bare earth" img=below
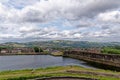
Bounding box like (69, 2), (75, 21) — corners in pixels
(36, 77), (97, 80)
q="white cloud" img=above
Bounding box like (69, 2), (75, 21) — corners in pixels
(97, 10), (120, 23)
(1, 0), (120, 23)
(0, 0), (120, 42)
(0, 3), (7, 21)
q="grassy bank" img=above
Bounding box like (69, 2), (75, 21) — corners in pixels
(0, 66), (120, 80)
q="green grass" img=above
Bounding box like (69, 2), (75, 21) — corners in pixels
(0, 66), (120, 80)
(102, 47), (120, 55)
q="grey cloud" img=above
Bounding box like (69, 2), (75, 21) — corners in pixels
(10, 0), (119, 23)
(0, 26), (8, 31)
(101, 25), (110, 30)
(20, 28), (40, 33)
(76, 24), (90, 28)
(64, 0), (120, 20)
(1, 0), (120, 24)
(21, 10), (46, 23)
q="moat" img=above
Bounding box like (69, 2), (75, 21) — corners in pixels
(0, 55), (97, 71)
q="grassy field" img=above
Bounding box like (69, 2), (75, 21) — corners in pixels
(102, 47), (120, 55)
(0, 66), (120, 80)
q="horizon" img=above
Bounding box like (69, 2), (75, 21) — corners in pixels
(1, 40), (120, 44)
(0, 0), (120, 42)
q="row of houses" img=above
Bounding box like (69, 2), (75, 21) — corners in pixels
(0, 47), (35, 54)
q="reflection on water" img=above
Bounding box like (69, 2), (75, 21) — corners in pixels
(0, 55), (97, 71)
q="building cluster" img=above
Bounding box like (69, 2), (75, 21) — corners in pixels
(0, 47), (35, 54)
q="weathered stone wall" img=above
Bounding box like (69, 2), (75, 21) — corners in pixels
(64, 51), (120, 68)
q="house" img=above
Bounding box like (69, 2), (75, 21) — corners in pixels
(11, 47), (35, 54)
(11, 49), (22, 54)
(0, 47), (36, 54)
(0, 49), (9, 54)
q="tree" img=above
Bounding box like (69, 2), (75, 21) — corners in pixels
(39, 48), (43, 52)
(34, 47), (39, 52)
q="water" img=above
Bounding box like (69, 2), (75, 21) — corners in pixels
(0, 55), (97, 71)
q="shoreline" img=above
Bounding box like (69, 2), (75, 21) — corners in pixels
(0, 53), (48, 56)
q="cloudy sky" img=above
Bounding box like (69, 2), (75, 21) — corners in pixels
(0, 0), (120, 43)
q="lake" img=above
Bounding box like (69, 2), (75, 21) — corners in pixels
(0, 55), (97, 71)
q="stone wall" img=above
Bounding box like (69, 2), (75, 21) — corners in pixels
(64, 51), (120, 68)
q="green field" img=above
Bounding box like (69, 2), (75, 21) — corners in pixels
(0, 66), (120, 80)
(102, 47), (120, 55)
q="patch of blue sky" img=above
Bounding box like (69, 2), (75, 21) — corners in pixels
(6, 0), (40, 9)
(0, 0), (24, 9)
(37, 18), (74, 30)
(84, 26), (102, 33)
(8, 1), (25, 9)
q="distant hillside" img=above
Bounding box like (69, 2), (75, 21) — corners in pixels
(0, 42), (26, 47)
(0, 40), (120, 48)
